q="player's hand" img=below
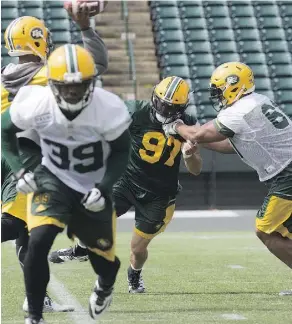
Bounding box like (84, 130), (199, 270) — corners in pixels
(82, 188), (105, 212)
(162, 119), (184, 137)
(66, 2), (91, 30)
(182, 140), (198, 158)
(14, 169), (38, 194)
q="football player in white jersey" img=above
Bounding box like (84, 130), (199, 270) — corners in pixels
(2, 45), (131, 324)
(163, 62), (292, 275)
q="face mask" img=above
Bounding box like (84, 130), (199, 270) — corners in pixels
(155, 112), (168, 124)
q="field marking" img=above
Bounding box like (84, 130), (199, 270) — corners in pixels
(221, 314), (247, 320)
(120, 210), (239, 219)
(49, 273), (95, 324)
(227, 265), (245, 269)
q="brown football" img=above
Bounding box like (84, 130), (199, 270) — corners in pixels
(64, 0), (108, 17)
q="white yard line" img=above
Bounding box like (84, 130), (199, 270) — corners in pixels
(221, 314), (247, 320)
(227, 265), (245, 269)
(120, 210), (239, 219)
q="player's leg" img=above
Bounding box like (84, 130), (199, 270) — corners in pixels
(48, 178), (132, 264)
(128, 195), (176, 293)
(69, 194), (121, 320)
(24, 165), (72, 322)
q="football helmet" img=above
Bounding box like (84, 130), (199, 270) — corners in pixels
(47, 44), (97, 119)
(209, 62), (255, 111)
(152, 76), (190, 124)
(4, 16), (53, 61)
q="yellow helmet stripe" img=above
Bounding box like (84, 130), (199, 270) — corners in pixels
(6, 17), (24, 51)
(64, 44), (79, 74)
(164, 76), (183, 101)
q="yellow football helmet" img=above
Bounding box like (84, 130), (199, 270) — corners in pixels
(47, 44), (97, 118)
(152, 76), (190, 124)
(4, 16), (53, 61)
(209, 62), (255, 111)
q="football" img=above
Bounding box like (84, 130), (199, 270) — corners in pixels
(64, 0), (108, 17)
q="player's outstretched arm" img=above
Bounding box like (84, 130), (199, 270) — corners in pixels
(182, 141), (203, 176)
(66, 4), (108, 75)
(98, 129), (131, 195)
(1, 109), (24, 173)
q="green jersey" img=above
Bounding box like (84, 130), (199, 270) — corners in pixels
(124, 100), (197, 196)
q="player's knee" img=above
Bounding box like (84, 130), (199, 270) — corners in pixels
(131, 240), (149, 255)
(89, 251), (120, 277)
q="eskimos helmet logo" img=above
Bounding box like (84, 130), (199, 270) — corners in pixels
(30, 27), (43, 39)
(226, 75), (239, 86)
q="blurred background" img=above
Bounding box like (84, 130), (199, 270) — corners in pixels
(2, 0), (292, 209)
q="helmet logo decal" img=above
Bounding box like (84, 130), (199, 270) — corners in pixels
(30, 28), (43, 39)
(226, 75), (239, 86)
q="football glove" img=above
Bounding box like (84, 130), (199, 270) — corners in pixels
(82, 188), (105, 212)
(13, 169), (38, 194)
(162, 119), (184, 137)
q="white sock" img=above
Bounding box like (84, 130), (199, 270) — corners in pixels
(78, 241), (86, 249)
(131, 264), (142, 271)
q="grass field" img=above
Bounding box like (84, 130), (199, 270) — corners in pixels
(2, 232), (292, 324)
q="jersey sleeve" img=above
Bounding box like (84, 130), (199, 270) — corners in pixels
(183, 106), (198, 126)
(102, 95), (132, 142)
(9, 86), (41, 130)
(215, 109), (244, 137)
(124, 100), (150, 117)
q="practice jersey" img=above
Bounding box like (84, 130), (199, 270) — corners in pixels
(9, 85), (132, 194)
(215, 92), (292, 181)
(124, 100), (197, 196)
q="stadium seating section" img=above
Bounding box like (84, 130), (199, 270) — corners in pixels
(150, 0), (292, 120)
(1, 1), (83, 66)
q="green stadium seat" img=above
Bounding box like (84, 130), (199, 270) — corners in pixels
(233, 17), (258, 29)
(185, 41), (211, 54)
(154, 18), (181, 31)
(198, 104), (217, 119)
(257, 90), (274, 100)
(194, 91), (211, 105)
(280, 103), (292, 116)
(248, 64), (269, 77)
(266, 52), (292, 65)
(272, 77), (292, 90)
(191, 77), (210, 92)
(45, 8), (68, 19)
(1, 8), (19, 19)
(190, 65), (214, 78)
(1, 1), (18, 8)
(284, 28), (292, 41)
(177, 1), (201, 8)
(160, 54), (188, 67)
(1, 20), (13, 32)
(235, 29), (260, 41)
(45, 19), (70, 32)
(2, 55), (18, 66)
(151, 6), (180, 20)
(214, 53), (240, 65)
(19, 8), (44, 19)
(181, 18), (206, 30)
(254, 4), (279, 17)
(282, 16), (292, 29)
(51, 31), (71, 44)
(278, 2), (292, 17)
(241, 53), (266, 65)
(18, 0), (43, 8)
(204, 4), (229, 18)
(207, 17), (232, 29)
(258, 17), (282, 29)
(212, 41), (237, 54)
(44, 1), (65, 8)
(150, 1), (177, 9)
(188, 53), (214, 66)
(210, 29), (234, 41)
(238, 40), (263, 53)
(255, 78), (272, 90)
(269, 64), (292, 77)
(263, 40), (289, 52)
(161, 66), (190, 79)
(184, 29), (209, 42)
(230, 5), (254, 17)
(157, 42), (186, 55)
(155, 30), (184, 43)
(179, 6), (204, 18)
(260, 28), (286, 41)
(275, 90), (292, 103)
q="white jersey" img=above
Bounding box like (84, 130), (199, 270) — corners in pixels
(216, 92), (292, 181)
(10, 85), (132, 193)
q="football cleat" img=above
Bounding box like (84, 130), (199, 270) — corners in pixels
(48, 244), (89, 264)
(279, 289), (292, 296)
(24, 317), (46, 324)
(23, 293), (75, 313)
(127, 266), (145, 293)
(89, 280), (113, 320)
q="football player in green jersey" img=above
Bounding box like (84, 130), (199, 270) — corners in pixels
(49, 76), (202, 293)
